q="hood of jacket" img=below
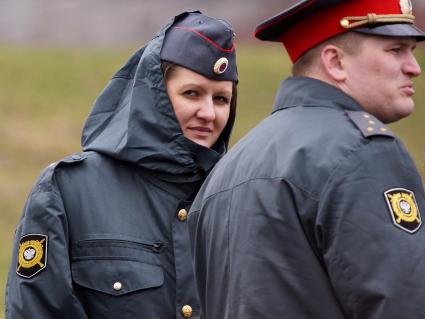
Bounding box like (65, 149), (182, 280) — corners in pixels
(81, 12), (234, 183)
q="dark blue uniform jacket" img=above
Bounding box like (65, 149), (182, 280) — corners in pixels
(189, 76), (425, 319)
(6, 14), (232, 319)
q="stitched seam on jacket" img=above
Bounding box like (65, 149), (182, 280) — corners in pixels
(200, 176), (320, 205)
(227, 187), (234, 317)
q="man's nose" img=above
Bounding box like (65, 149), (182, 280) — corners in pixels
(404, 53), (422, 77)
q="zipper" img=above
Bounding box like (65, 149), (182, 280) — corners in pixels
(73, 239), (167, 253)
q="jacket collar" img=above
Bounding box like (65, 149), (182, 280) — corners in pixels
(272, 76), (364, 113)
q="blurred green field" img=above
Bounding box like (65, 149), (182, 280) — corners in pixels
(1, 44), (424, 317)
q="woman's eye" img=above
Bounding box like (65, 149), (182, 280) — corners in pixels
(214, 96), (230, 104)
(183, 90), (198, 97)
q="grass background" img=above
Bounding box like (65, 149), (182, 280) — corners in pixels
(1, 44), (424, 316)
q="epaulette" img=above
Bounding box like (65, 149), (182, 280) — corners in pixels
(37, 153), (87, 192)
(46, 153), (87, 169)
(59, 153), (87, 166)
(346, 111), (395, 139)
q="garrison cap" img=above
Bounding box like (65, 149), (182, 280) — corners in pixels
(161, 11), (237, 82)
(254, 0), (425, 62)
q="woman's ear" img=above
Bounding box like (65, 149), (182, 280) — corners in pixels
(320, 44), (347, 82)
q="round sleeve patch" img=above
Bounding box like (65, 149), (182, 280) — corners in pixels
(17, 234), (48, 278)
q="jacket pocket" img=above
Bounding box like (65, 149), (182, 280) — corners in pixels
(72, 258), (164, 295)
(71, 239), (166, 318)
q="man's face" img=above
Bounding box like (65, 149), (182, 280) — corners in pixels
(341, 35), (421, 123)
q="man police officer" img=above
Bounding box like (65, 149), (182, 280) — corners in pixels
(188, 0), (425, 318)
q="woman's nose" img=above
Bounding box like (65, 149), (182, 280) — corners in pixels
(197, 99), (216, 121)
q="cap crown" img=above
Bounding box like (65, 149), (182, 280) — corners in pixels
(161, 12), (237, 81)
(254, 0), (424, 62)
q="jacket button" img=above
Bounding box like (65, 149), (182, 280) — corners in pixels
(113, 282), (123, 291)
(181, 305), (193, 318)
(71, 154), (82, 160)
(177, 209), (188, 222)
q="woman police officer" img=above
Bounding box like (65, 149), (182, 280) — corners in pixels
(6, 11), (237, 319)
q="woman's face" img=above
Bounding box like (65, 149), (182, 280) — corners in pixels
(166, 66), (233, 148)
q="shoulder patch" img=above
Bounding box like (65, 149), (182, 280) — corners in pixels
(384, 188), (422, 234)
(17, 234), (48, 278)
(346, 111), (394, 138)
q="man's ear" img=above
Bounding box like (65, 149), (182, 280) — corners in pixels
(320, 44), (346, 82)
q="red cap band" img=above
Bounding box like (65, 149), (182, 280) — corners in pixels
(280, 0), (403, 62)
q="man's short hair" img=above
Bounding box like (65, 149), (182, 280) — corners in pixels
(292, 31), (366, 77)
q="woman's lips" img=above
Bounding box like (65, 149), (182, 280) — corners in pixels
(189, 126), (213, 137)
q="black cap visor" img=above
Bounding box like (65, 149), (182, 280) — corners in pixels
(354, 23), (425, 41)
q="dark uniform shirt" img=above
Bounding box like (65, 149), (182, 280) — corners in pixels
(5, 15), (232, 319)
(189, 76), (425, 318)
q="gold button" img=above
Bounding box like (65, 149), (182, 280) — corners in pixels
(340, 18), (349, 28)
(380, 127), (387, 132)
(368, 120), (375, 125)
(113, 282), (123, 291)
(367, 127), (374, 132)
(177, 209), (188, 222)
(181, 305), (193, 318)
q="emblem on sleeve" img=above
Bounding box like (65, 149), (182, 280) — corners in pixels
(17, 234), (48, 278)
(384, 188), (421, 234)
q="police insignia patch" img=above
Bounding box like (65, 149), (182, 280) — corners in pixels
(384, 188), (421, 234)
(17, 234), (48, 278)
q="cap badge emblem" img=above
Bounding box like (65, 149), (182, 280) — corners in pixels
(384, 188), (421, 234)
(213, 57), (229, 75)
(400, 0), (413, 15)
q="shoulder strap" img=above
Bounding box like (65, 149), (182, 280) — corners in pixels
(346, 111), (395, 139)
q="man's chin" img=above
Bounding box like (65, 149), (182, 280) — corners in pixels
(384, 104), (415, 123)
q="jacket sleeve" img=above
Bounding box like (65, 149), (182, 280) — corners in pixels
(5, 165), (89, 319)
(317, 138), (425, 318)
